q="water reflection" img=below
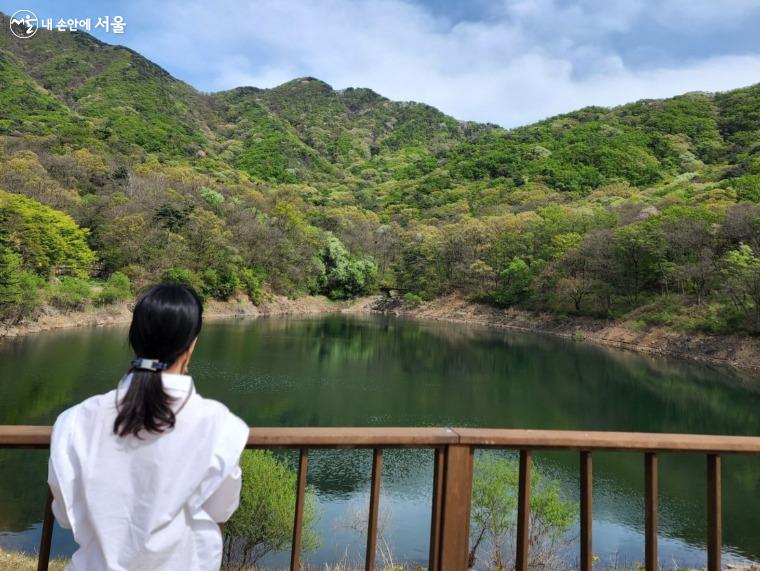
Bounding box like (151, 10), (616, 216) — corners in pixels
(1, 315), (759, 566)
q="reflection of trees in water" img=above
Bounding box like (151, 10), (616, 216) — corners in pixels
(284, 448), (434, 500)
(533, 451), (760, 559)
(0, 450), (49, 531)
(3, 315), (760, 558)
(0, 326), (129, 426)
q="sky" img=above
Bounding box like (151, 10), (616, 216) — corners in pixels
(3, 0), (760, 127)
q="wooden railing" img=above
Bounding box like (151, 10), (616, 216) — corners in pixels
(3, 426), (760, 571)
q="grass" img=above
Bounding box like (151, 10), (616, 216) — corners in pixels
(3, 549), (754, 571)
(0, 549), (67, 571)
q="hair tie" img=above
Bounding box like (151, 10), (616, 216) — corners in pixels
(131, 358), (168, 372)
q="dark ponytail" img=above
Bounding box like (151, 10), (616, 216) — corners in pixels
(114, 283), (203, 438)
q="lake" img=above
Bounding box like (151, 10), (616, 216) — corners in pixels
(1, 314), (760, 568)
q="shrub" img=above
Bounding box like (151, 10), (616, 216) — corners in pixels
(49, 277), (92, 311)
(238, 268), (264, 305)
(0, 247), (23, 308)
(224, 450), (319, 565)
(199, 267), (239, 301)
(493, 257), (533, 307)
(316, 233), (378, 300)
(469, 453), (576, 569)
(403, 292), (423, 307)
(0, 189), (96, 277)
(0, 251), (45, 322)
(161, 267), (204, 298)
(95, 272), (131, 305)
(15, 271), (46, 320)
(732, 174), (760, 202)
(199, 186), (225, 208)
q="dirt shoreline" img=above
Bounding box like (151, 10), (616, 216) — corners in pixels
(0, 294), (368, 340)
(370, 294), (760, 373)
(3, 293), (759, 373)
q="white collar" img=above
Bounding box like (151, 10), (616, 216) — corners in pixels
(119, 372), (194, 392)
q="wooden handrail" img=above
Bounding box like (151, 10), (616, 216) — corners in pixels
(6, 425), (760, 453)
(3, 425), (758, 571)
(454, 428), (760, 453)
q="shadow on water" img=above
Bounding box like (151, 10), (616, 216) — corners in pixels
(1, 314), (760, 566)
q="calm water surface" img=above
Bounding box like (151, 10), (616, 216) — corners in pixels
(1, 314), (760, 568)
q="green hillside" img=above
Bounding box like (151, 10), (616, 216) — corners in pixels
(1, 15), (760, 334)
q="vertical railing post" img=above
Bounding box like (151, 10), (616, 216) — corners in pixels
(365, 448), (383, 571)
(428, 448), (444, 571)
(707, 454), (722, 571)
(516, 449), (532, 571)
(580, 451), (592, 571)
(438, 444), (474, 570)
(290, 447), (309, 571)
(645, 453), (658, 571)
(37, 487), (54, 571)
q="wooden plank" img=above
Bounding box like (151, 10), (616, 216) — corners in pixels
(365, 448), (383, 571)
(580, 451), (592, 571)
(645, 453), (658, 571)
(456, 428), (760, 454)
(290, 448), (309, 571)
(428, 448), (444, 571)
(439, 445), (474, 570)
(516, 450), (532, 571)
(247, 427), (460, 448)
(0, 426), (52, 448)
(37, 487), (54, 571)
(707, 454), (722, 571)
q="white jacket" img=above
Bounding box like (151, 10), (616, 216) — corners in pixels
(48, 373), (249, 570)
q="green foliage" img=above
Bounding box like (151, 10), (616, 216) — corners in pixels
(731, 174), (760, 202)
(161, 268), (204, 296)
(470, 453), (577, 569)
(494, 258), (533, 307)
(722, 244), (760, 329)
(0, 245), (48, 321)
(0, 246), (23, 307)
(2, 23), (760, 333)
(403, 292), (423, 307)
(0, 52), (92, 144)
(224, 450), (319, 565)
(0, 189), (96, 278)
(199, 186), (224, 208)
(95, 272), (131, 305)
(238, 268), (264, 305)
(200, 267), (239, 301)
(316, 233), (377, 300)
(48, 277), (92, 311)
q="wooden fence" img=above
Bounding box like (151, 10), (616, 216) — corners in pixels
(2, 425), (760, 571)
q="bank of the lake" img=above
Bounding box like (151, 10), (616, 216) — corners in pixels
(2, 292), (759, 373)
(0, 294), (371, 340)
(372, 294), (760, 373)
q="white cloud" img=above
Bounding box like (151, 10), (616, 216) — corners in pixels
(125, 0), (760, 127)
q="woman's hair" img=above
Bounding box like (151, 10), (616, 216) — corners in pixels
(114, 283), (203, 438)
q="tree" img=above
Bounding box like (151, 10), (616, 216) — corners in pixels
(469, 454), (577, 570)
(317, 233), (377, 300)
(722, 244), (760, 329)
(0, 189), (96, 278)
(224, 450), (320, 565)
(494, 257), (533, 307)
(0, 247), (23, 308)
(613, 223), (663, 304)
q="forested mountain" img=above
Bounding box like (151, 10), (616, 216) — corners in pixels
(2, 13), (760, 334)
